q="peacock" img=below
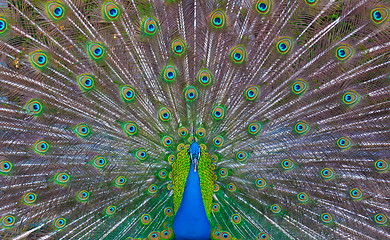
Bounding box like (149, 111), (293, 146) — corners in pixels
(0, 0), (389, 239)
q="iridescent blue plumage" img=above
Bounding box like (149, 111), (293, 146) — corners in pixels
(173, 161), (210, 240)
(188, 142), (201, 172)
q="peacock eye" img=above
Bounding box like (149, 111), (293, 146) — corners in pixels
(164, 207), (173, 216)
(197, 68), (213, 86)
(171, 38), (186, 56)
(74, 124), (91, 138)
(210, 10), (226, 28)
(235, 151), (248, 163)
(142, 17), (158, 35)
(270, 204), (281, 214)
(212, 203), (220, 212)
(184, 86), (198, 101)
(148, 184), (158, 194)
(178, 126), (188, 138)
(259, 233), (269, 240)
(23, 192), (37, 204)
(248, 122), (262, 135)
(0, 160), (12, 173)
(320, 167), (334, 179)
(105, 205), (117, 215)
(30, 50), (48, 68)
(374, 213), (388, 225)
(26, 100), (43, 115)
(342, 90), (359, 105)
(231, 214), (241, 224)
(213, 136), (224, 147)
(255, 178), (267, 188)
(55, 172), (70, 184)
(120, 85), (136, 102)
(77, 74), (95, 91)
(196, 127), (206, 138)
(162, 65), (178, 82)
(276, 37), (293, 54)
(135, 148), (148, 161)
(294, 121), (310, 135)
(77, 190), (90, 201)
(88, 42), (105, 60)
(337, 137), (352, 150)
(0, 17), (8, 33)
(34, 140), (50, 154)
(335, 44), (353, 61)
(54, 217), (66, 229)
(92, 156), (107, 168)
(305, 0), (318, 6)
(297, 192), (310, 203)
(281, 158), (295, 170)
(255, 0), (272, 14)
(47, 2), (65, 20)
(371, 7), (389, 24)
(374, 159), (389, 172)
(349, 188), (363, 200)
(123, 122), (137, 136)
(158, 107), (172, 121)
(227, 183), (236, 192)
(103, 2), (120, 20)
(230, 45), (247, 64)
(115, 176), (127, 186)
(161, 136), (173, 147)
(292, 80), (308, 95)
(219, 168), (228, 178)
(321, 213), (334, 224)
(212, 106), (225, 120)
(245, 86), (260, 100)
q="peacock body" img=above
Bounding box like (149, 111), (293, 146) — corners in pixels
(0, 0), (389, 239)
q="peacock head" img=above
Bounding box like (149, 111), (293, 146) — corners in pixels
(188, 140), (201, 172)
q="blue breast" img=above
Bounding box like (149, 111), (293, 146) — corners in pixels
(172, 161), (210, 239)
(189, 142), (200, 158)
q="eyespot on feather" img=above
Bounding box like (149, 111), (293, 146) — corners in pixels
(255, 0), (272, 14)
(120, 85), (135, 102)
(47, 2), (65, 20)
(371, 7), (389, 24)
(159, 107), (172, 121)
(294, 121), (310, 135)
(212, 105), (225, 120)
(184, 86), (198, 101)
(230, 45), (247, 64)
(276, 37), (293, 54)
(210, 10), (226, 28)
(245, 86), (260, 100)
(0, 160), (12, 174)
(74, 124), (91, 138)
(77, 190), (90, 201)
(54, 217), (66, 229)
(197, 68), (213, 86)
(142, 17), (158, 35)
(88, 42), (105, 60)
(34, 140), (50, 154)
(292, 80), (308, 95)
(29, 50), (48, 69)
(25, 99), (43, 116)
(77, 74), (95, 91)
(23, 192), (37, 204)
(171, 38), (186, 56)
(92, 156), (107, 169)
(335, 44), (353, 61)
(0, 17), (8, 34)
(103, 2), (121, 20)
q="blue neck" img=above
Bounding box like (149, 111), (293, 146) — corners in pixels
(173, 162), (210, 239)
